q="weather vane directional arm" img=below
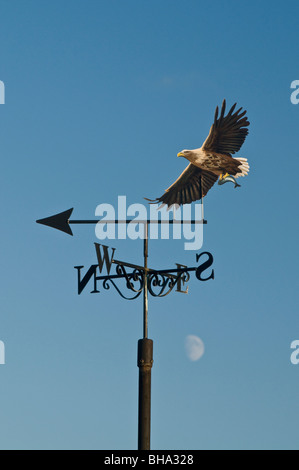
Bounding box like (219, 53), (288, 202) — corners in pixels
(36, 207), (214, 302)
(36, 207), (207, 236)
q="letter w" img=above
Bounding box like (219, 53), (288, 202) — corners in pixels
(94, 243), (116, 275)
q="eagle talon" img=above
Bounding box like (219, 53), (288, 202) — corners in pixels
(220, 172), (230, 180)
(218, 174), (241, 188)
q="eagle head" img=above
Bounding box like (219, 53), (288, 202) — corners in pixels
(177, 149), (192, 158)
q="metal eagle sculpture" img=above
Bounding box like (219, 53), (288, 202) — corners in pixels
(146, 99), (250, 208)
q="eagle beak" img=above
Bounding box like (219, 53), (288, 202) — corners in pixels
(177, 152), (184, 157)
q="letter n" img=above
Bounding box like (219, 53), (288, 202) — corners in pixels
(74, 265), (99, 294)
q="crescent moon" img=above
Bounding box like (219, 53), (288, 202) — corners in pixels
(185, 335), (205, 361)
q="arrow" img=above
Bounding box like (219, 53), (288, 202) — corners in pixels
(36, 208), (74, 235)
(36, 208), (207, 236)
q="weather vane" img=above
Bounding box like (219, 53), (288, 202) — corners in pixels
(36, 99), (249, 450)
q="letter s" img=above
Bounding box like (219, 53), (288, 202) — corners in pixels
(196, 252), (214, 281)
(290, 80), (299, 105)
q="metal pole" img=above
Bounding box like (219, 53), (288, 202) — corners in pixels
(137, 338), (153, 450)
(143, 222), (148, 339)
(137, 221), (153, 450)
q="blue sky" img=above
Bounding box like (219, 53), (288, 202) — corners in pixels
(0, 0), (299, 450)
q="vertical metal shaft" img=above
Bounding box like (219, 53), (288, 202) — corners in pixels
(137, 221), (153, 450)
(143, 222), (148, 339)
(137, 338), (153, 450)
(200, 174), (204, 221)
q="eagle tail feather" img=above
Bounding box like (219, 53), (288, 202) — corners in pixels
(234, 157), (250, 178)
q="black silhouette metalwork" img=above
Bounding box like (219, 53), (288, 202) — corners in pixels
(36, 207), (213, 451)
(36, 207), (207, 236)
(82, 259), (194, 300)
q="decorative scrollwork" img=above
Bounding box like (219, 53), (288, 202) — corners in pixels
(115, 264), (144, 293)
(100, 264), (145, 300)
(148, 271), (189, 297)
(75, 244), (212, 299)
(102, 278), (143, 300)
(93, 264), (193, 300)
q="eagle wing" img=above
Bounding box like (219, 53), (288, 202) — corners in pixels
(202, 99), (249, 156)
(145, 163), (218, 207)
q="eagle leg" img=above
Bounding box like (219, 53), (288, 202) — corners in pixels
(220, 172), (230, 180)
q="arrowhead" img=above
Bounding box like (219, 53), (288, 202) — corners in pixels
(36, 208), (74, 235)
